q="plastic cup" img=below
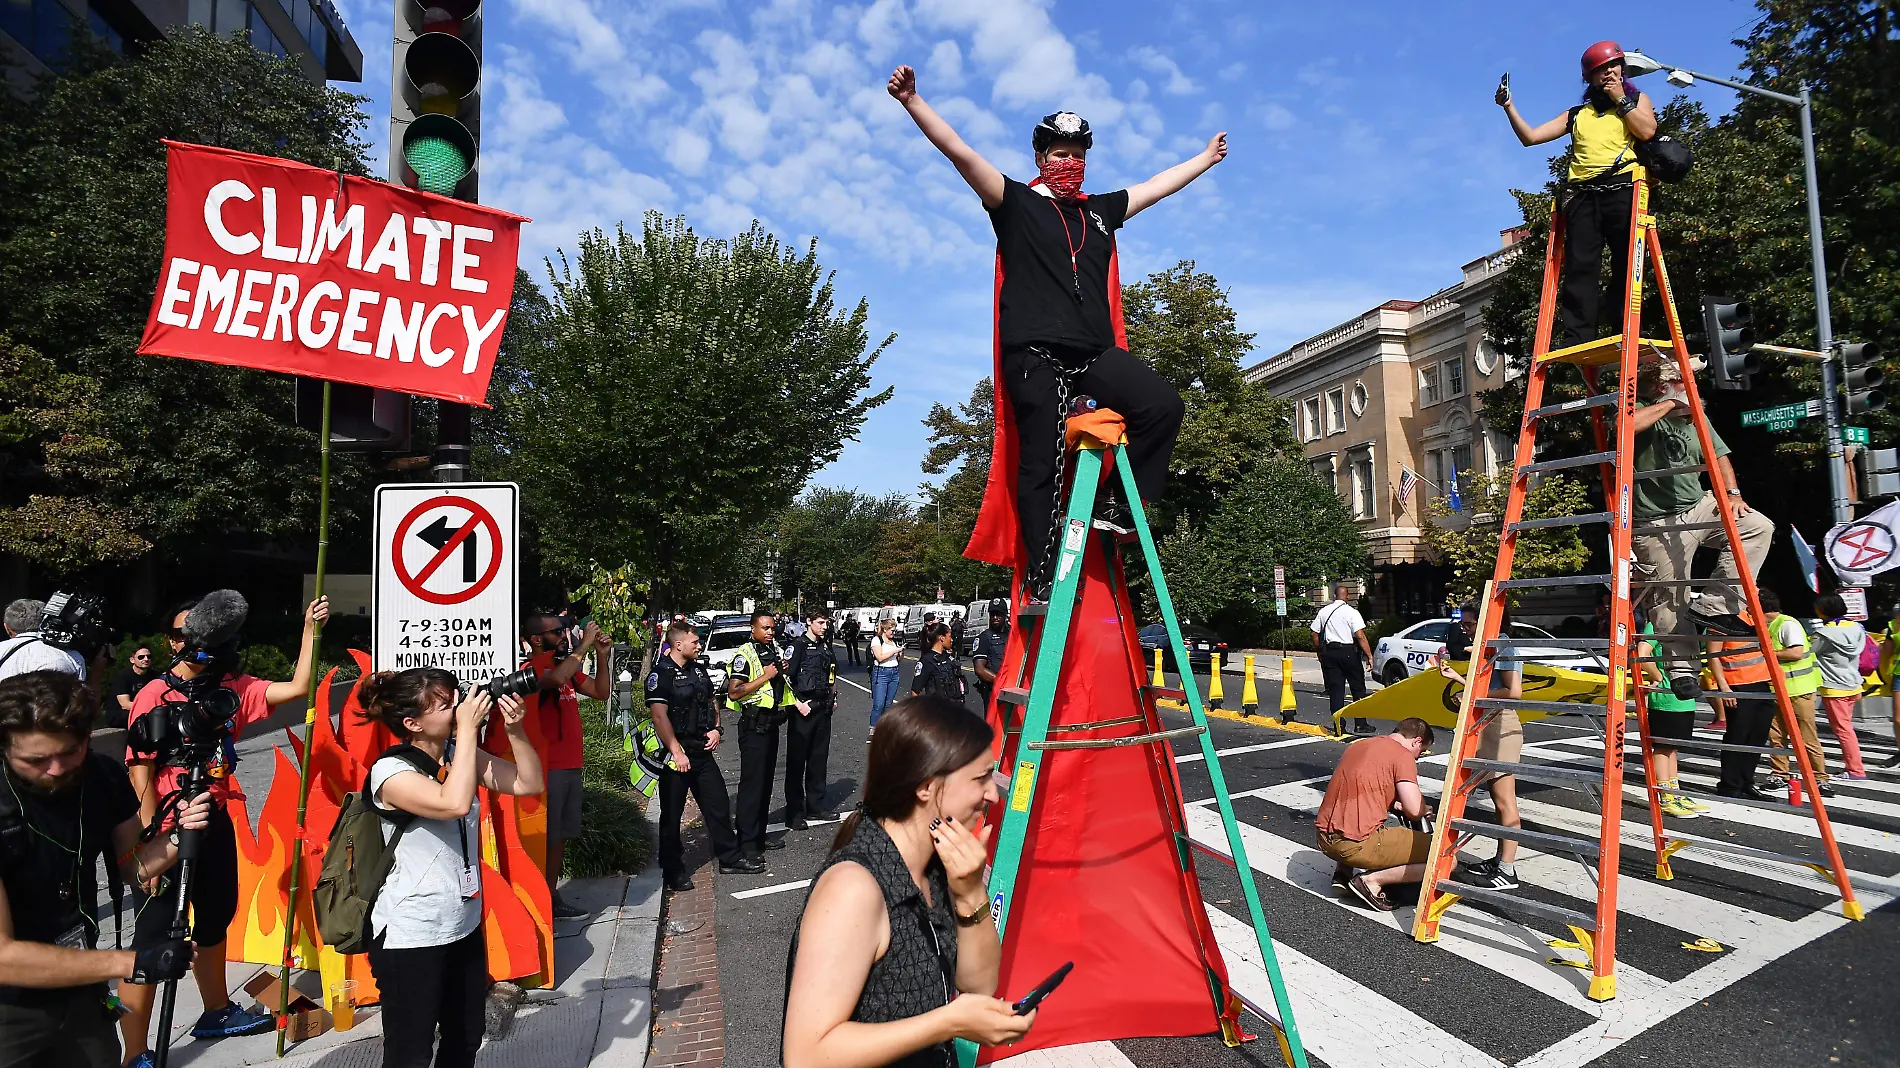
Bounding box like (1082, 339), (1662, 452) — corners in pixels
(330, 980), (358, 1032)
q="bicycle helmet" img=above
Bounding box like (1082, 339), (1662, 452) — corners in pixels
(1033, 111), (1093, 154)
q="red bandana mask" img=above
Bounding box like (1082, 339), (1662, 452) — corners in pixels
(1036, 156), (1086, 199)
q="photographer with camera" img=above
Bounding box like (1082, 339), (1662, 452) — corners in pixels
(0, 595), (114, 686)
(117, 592), (328, 1066)
(357, 668), (541, 1068)
(0, 670), (210, 1068)
(517, 611), (610, 920)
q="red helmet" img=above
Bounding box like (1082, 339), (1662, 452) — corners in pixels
(1581, 40), (1624, 75)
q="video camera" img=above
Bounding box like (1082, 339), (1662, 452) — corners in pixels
(39, 591), (124, 660)
(126, 674), (240, 769)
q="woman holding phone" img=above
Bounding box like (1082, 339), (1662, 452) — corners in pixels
(868, 617), (903, 736)
(356, 668), (545, 1068)
(782, 696), (1034, 1067)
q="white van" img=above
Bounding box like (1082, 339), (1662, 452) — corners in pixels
(901, 603), (960, 645)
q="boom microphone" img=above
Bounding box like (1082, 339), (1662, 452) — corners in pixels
(181, 590), (249, 651)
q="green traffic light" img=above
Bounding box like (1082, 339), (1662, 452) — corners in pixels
(405, 133), (471, 194)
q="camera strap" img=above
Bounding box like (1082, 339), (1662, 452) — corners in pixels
(0, 636), (46, 675)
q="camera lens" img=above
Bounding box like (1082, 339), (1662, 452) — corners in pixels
(481, 667), (539, 701)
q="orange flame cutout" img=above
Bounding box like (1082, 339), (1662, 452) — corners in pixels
(222, 652), (555, 995)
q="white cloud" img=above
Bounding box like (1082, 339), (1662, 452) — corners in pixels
(856, 0), (911, 60)
(1130, 46), (1197, 96)
(913, 0), (1122, 124)
(924, 39), (964, 90)
(664, 128), (712, 174)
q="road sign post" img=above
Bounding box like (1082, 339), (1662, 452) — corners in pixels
(374, 483), (520, 693)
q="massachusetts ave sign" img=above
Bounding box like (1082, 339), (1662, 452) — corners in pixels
(1739, 399), (1822, 431)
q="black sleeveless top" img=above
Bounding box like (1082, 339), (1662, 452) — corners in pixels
(783, 817), (958, 1067)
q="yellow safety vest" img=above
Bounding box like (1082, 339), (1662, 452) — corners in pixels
(725, 642), (781, 712)
(1768, 616), (1821, 697)
(1568, 102), (1637, 183)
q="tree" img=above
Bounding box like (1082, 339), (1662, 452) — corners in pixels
(1421, 467), (1592, 602)
(0, 334), (148, 575)
(766, 488), (913, 607)
(1123, 262), (1301, 525)
(0, 27), (377, 574)
(1157, 460), (1370, 641)
(486, 214), (892, 610)
(918, 378), (1011, 601)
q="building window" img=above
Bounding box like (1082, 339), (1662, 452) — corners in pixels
(1349, 381), (1369, 417)
(1325, 388), (1345, 435)
(1301, 397), (1321, 442)
(1444, 356), (1466, 399)
(1311, 457), (1337, 497)
(1350, 451), (1376, 520)
(215, 0), (247, 33)
(1419, 363), (1441, 406)
(1452, 442), (1473, 479)
(1474, 338), (1500, 376)
(1428, 449), (1446, 492)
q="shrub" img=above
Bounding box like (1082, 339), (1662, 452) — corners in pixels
(567, 699), (653, 877)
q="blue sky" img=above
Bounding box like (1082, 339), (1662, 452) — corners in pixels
(330, 0), (1767, 498)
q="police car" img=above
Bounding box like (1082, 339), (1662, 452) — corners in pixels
(702, 622), (755, 693)
(1372, 618), (1606, 685)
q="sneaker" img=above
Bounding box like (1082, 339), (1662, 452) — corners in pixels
(1660, 795), (1702, 819)
(1689, 608), (1753, 636)
(1818, 782), (1837, 798)
(1679, 794), (1712, 814)
(128, 1053), (156, 1068)
(1882, 751), (1900, 769)
(1758, 774), (1789, 791)
(1705, 719), (1728, 732)
(1330, 863), (1353, 891)
(552, 897), (588, 919)
(1838, 772), (1870, 781)
(190, 1002), (275, 1039)
(1454, 858), (1520, 890)
(1346, 875), (1395, 912)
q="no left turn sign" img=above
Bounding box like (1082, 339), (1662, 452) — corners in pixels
(374, 483), (519, 691)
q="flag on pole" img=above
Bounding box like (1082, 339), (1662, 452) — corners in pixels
(1397, 467), (1419, 508)
(1446, 467), (1464, 513)
(1789, 524), (1820, 594)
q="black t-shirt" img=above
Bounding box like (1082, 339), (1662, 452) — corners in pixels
(105, 667), (152, 730)
(645, 655), (717, 746)
(0, 754), (140, 1003)
(989, 178), (1130, 354)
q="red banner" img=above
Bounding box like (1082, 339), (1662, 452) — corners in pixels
(139, 141), (528, 406)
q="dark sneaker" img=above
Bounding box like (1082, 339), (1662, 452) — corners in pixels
(1331, 863), (1353, 891)
(720, 856), (765, 874)
(1758, 774), (1789, 791)
(1346, 875), (1395, 912)
(1454, 858), (1520, 891)
(1715, 783), (1770, 802)
(1881, 751), (1900, 769)
(1817, 782), (1836, 798)
(552, 897), (588, 919)
(190, 1002), (274, 1039)
(1689, 609), (1753, 637)
(665, 874), (695, 892)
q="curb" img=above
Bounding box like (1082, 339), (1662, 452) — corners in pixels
(590, 814), (664, 1066)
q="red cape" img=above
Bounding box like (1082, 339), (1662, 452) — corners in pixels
(962, 187), (1240, 1057)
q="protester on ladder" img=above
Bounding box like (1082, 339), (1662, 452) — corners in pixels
(1756, 588), (1834, 797)
(782, 696), (1032, 1066)
(1625, 358), (1774, 698)
(888, 64), (1217, 594)
(1437, 604), (1529, 888)
(1315, 717), (1436, 912)
(1497, 40), (1657, 345)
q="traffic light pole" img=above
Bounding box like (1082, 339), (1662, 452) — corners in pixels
(1645, 59), (1849, 523)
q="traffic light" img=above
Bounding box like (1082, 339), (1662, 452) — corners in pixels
(393, 0), (482, 200)
(1840, 341), (1885, 417)
(296, 379), (412, 451)
(392, 1), (484, 480)
(1858, 447), (1900, 499)
(1701, 296), (1758, 391)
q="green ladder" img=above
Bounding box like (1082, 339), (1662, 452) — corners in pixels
(958, 436), (1308, 1068)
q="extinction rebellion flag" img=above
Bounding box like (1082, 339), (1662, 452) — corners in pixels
(139, 141), (527, 406)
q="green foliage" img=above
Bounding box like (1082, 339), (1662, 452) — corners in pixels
(482, 216), (892, 611)
(570, 700), (653, 878)
(238, 642), (295, 681)
(572, 564), (651, 648)
(0, 27), (377, 572)
(1157, 460), (1371, 642)
(1422, 466), (1591, 602)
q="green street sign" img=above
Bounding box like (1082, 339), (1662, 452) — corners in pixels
(1764, 417), (1801, 432)
(1740, 400), (1820, 427)
(1845, 426), (1871, 445)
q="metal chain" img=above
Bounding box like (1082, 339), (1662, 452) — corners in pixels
(1029, 347), (1098, 596)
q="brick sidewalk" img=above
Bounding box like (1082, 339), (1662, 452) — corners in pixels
(647, 798), (726, 1067)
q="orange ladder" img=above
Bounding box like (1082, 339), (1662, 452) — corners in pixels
(1409, 164), (1863, 1002)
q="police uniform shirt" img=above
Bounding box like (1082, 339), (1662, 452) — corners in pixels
(645, 655), (716, 748)
(0, 754), (139, 1003)
(728, 640), (784, 707)
(788, 637), (836, 699)
(973, 627), (1009, 688)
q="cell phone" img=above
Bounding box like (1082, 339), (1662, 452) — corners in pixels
(1500, 73), (1510, 90)
(1012, 961), (1074, 1015)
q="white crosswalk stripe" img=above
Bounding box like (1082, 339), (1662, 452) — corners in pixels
(1174, 730), (1900, 1068)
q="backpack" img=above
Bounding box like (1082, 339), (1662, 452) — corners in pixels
(1565, 101), (1693, 184)
(1858, 630), (1880, 676)
(314, 745), (436, 954)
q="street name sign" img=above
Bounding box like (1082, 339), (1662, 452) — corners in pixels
(374, 482), (519, 691)
(1740, 399), (1822, 431)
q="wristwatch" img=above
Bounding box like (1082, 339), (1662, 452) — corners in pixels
(954, 903), (989, 927)
(1619, 92), (1640, 115)
(1726, 488), (1743, 496)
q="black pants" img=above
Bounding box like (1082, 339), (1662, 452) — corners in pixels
(1719, 681), (1777, 791)
(132, 804), (238, 950)
(736, 712), (786, 859)
(366, 925), (487, 1068)
(657, 741), (739, 878)
(784, 698), (833, 817)
(0, 986), (119, 1068)
(1003, 343), (1185, 576)
(845, 639), (861, 665)
(1319, 644), (1367, 714)
(1559, 181), (1636, 346)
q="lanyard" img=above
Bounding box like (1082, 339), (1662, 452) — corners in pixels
(1045, 197), (1086, 303)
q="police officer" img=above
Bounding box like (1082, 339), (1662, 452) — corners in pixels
(726, 610), (788, 865)
(783, 611), (837, 830)
(646, 620), (747, 891)
(971, 600), (1010, 710)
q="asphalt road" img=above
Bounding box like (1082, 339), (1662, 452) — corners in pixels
(700, 658), (1900, 1068)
